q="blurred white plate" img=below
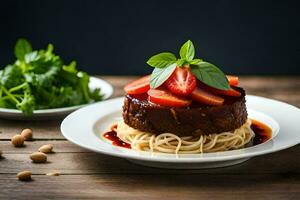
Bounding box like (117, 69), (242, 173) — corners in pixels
(0, 77), (113, 120)
(61, 96), (300, 169)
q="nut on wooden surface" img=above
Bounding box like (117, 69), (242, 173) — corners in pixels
(11, 135), (24, 147)
(39, 144), (53, 153)
(30, 152), (47, 163)
(21, 128), (33, 141)
(17, 171), (32, 181)
(46, 171), (60, 176)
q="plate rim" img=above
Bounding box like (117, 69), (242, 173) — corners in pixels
(61, 95), (300, 163)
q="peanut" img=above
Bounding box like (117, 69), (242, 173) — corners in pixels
(46, 171), (60, 176)
(30, 152), (47, 163)
(21, 128), (33, 141)
(17, 171), (32, 181)
(11, 135), (24, 147)
(38, 144), (53, 153)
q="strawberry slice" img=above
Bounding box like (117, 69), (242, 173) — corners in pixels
(191, 87), (224, 106)
(226, 75), (239, 86)
(148, 89), (191, 107)
(197, 81), (241, 97)
(124, 75), (150, 94)
(165, 67), (196, 96)
(210, 87), (241, 97)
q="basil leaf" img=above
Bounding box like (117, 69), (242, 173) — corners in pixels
(176, 58), (187, 66)
(150, 63), (177, 88)
(147, 52), (176, 68)
(189, 59), (202, 65)
(191, 61), (229, 90)
(179, 40), (195, 61)
(15, 39), (32, 61)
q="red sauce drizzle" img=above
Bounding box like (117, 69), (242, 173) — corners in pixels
(251, 119), (272, 145)
(103, 125), (131, 149)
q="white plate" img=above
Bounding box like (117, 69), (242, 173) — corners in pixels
(0, 77), (113, 120)
(61, 96), (300, 169)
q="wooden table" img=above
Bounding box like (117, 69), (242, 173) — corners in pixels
(0, 76), (299, 200)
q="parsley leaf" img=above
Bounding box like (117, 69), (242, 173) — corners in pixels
(0, 38), (104, 115)
(15, 39), (32, 61)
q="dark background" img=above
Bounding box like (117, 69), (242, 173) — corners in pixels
(1, 0), (299, 75)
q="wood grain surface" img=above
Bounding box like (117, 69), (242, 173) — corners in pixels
(0, 76), (299, 200)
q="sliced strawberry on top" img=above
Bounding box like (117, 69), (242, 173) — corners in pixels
(209, 87), (241, 97)
(148, 89), (191, 107)
(197, 81), (241, 97)
(164, 67), (196, 96)
(191, 87), (224, 106)
(226, 75), (239, 86)
(124, 75), (150, 95)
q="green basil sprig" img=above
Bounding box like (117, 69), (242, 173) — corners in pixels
(179, 40), (195, 61)
(146, 40), (229, 90)
(191, 62), (229, 90)
(146, 52), (176, 68)
(150, 63), (177, 88)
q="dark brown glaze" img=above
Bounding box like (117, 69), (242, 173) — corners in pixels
(122, 87), (248, 136)
(251, 119), (272, 145)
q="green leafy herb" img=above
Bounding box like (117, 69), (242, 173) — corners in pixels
(150, 63), (177, 88)
(189, 59), (202, 65)
(15, 39), (32, 61)
(191, 62), (229, 90)
(176, 58), (187, 67)
(146, 40), (230, 90)
(179, 40), (195, 61)
(0, 38), (103, 115)
(146, 52), (176, 68)
(25, 51), (39, 63)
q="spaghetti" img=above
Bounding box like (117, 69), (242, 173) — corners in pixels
(115, 119), (255, 154)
